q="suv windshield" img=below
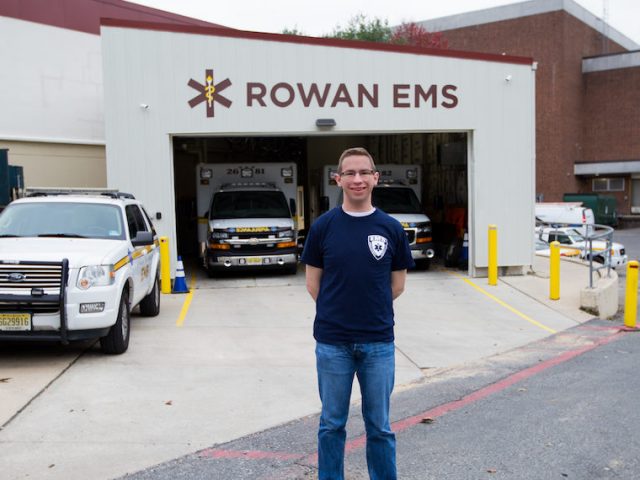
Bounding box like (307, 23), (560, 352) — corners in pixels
(0, 202), (126, 240)
(372, 187), (422, 214)
(210, 191), (291, 219)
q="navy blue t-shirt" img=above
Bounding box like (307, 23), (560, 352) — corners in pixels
(301, 207), (414, 344)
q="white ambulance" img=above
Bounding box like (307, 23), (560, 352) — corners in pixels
(321, 164), (435, 268)
(196, 163), (300, 275)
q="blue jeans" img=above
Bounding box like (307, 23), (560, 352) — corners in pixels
(315, 341), (396, 480)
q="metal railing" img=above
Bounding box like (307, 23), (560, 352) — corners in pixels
(536, 222), (615, 288)
(582, 224), (615, 288)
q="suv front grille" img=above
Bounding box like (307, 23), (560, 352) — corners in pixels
(0, 263), (63, 290)
(0, 262), (65, 314)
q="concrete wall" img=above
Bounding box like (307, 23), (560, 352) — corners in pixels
(2, 141), (106, 188)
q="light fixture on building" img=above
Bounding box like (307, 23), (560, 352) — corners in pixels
(139, 103), (150, 110)
(316, 118), (336, 128)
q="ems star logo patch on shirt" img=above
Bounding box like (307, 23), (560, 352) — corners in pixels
(368, 235), (388, 260)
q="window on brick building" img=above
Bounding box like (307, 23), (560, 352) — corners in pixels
(592, 177), (624, 192)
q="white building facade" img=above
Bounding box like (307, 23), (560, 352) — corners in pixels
(102, 21), (536, 277)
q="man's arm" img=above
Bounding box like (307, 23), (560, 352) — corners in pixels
(305, 264), (323, 302)
(391, 269), (407, 300)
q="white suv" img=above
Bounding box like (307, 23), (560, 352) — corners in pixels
(536, 226), (627, 268)
(0, 190), (160, 354)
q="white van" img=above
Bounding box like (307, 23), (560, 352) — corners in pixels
(535, 202), (595, 227)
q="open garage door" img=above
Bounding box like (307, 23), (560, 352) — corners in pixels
(171, 132), (469, 276)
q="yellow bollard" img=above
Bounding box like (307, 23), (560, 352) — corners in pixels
(624, 260), (639, 328)
(159, 236), (171, 294)
(549, 241), (560, 300)
(488, 225), (497, 286)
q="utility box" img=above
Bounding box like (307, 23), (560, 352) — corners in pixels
(0, 149), (10, 208)
(563, 193), (617, 226)
(0, 149), (24, 211)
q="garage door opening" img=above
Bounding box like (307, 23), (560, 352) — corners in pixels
(171, 132), (469, 275)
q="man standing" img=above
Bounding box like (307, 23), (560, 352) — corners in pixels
(301, 147), (414, 479)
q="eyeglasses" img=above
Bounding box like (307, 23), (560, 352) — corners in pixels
(338, 169), (376, 178)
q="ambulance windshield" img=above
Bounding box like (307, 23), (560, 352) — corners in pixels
(210, 191), (291, 219)
(372, 187), (422, 214)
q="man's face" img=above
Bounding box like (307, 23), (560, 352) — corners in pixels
(336, 154), (379, 208)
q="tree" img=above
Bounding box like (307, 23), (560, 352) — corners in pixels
(327, 14), (447, 49)
(390, 22), (449, 49)
(328, 14), (391, 43)
(282, 26), (306, 36)
(282, 14), (448, 49)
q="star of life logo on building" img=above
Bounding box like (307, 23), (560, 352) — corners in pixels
(188, 69), (232, 118)
(368, 235), (388, 260)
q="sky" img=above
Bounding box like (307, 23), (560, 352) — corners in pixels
(130, 0), (640, 45)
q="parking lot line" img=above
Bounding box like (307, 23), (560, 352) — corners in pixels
(449, 271), (557, 334)
(176, 273), (196, 327)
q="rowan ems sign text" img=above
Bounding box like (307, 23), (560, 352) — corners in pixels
(189, 69), (460, 118)
(246, 82), (459, 109)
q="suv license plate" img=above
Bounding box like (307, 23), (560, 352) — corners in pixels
(0, 313), (32, 331)
(246, 257), (262, 264)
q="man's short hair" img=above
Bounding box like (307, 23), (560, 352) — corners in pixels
(337, 147), (377, 173)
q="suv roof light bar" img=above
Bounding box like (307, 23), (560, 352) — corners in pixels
(25, 188), (135, 199)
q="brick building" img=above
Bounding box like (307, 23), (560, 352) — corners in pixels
(419, 0), (640, 217)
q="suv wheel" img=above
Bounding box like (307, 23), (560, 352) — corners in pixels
(100, 288), (130, 354)
(139, 275), (160, 316)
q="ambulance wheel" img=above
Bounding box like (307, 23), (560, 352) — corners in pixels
(100, 289), (130, 355)
(139, 275), (160, 317)
(415, 259), (431, 271)
(284, 263), (298, 275)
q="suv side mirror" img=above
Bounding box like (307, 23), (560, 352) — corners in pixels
(132, 231), (154, 247)
(289, 198), (297, 216)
